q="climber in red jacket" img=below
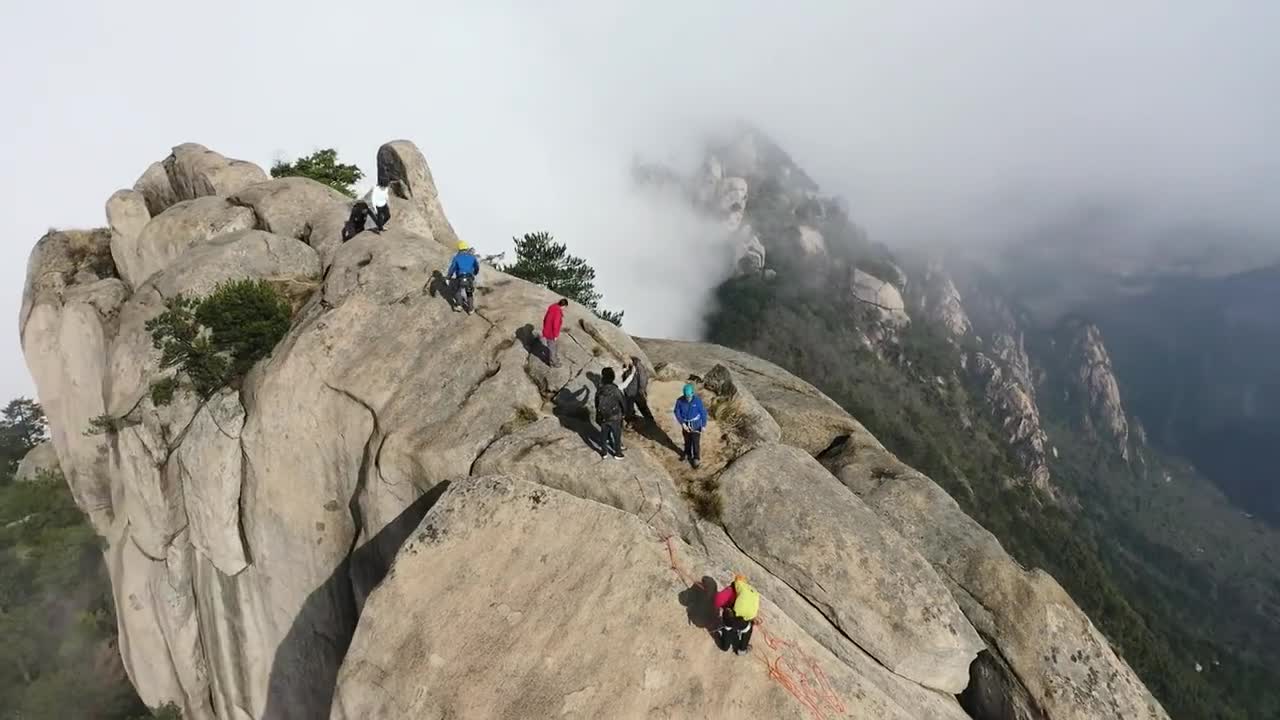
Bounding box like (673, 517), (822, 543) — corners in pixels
(541, 298), (568, 367)
(712, 574), (759, 655)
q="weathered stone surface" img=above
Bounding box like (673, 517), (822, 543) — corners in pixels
(121, 196), (256, 288)
(376, 140), (458, 249)
(163, 143), (268, 204)
(697, 525), (972, 720)
(106, 189), (151, 288)
(720, 443), (982, 692)
(174, 390), (248, 575)
(21, 270), (127, 534)
(15, 440), (60, 482)
(229, 176), (349, 245)
(133, 161), (180, 217)
(332, 476), (946, 720)
(472, 416), (694, 540)
(701, 363), (782, 447)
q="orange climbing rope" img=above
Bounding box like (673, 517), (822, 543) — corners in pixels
(663, 537), (848, 720)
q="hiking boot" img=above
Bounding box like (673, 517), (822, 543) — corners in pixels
(690, 458), (700, 469)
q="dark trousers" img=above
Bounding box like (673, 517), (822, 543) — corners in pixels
(373, 204), (391, 230)
(716, 609), (752, 652)
(682, 429), (702, 460)
(600, 419), (623, 456)
(625, 393), (654, 422)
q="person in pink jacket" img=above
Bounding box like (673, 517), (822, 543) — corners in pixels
(711, 574), (758, 655)
(541, 298), (567, 367)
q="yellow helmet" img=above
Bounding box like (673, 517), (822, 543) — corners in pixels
(457, 241), (470, 251)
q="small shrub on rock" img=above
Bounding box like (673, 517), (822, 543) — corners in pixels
(146, 279), (292, 399)
(149, 376), (178, 407)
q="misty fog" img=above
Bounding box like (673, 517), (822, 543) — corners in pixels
(3, 0), (1279, 397)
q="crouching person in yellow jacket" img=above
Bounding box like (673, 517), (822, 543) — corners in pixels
(712, 574), (759, 655)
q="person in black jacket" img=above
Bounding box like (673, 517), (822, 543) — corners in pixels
(619, 356), (655, 424)
(595, 367), (626, 459)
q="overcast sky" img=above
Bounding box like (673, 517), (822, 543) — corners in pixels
(2, 1), (1277, 402)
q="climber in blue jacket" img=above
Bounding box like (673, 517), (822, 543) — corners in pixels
(446, 242), (481, 313)
(673, 383), (707, 468)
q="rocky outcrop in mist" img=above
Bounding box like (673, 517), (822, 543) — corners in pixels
(22, 139), (1165, 719)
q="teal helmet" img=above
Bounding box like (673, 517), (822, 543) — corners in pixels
(682, 383), (695, 398)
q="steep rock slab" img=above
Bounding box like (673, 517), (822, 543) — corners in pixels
(719, 443), (982, 693)
(332, 476), (933, 720)
(108, 519), (216, 720)
(173, 389), (248, 575)
(697, 524), (972, 720)
(189, 227), (629, 718)
(16, 440), (60, 482)
(472, 416), (694, 540)
(822, 433), (1168, 720)
(376, 140), (459, 248)
(122, 196), (256, 288)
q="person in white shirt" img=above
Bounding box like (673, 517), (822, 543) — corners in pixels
(369, 183), (391, 232)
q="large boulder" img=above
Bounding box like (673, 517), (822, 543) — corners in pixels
(118, 196), (256, 288)
(15, 440), (60, 482)
(164, 143), (268, 205)
(376, 140), (459, 249)
(850, 268), (909, 325)
(132, 144), (267, 217)
(228, 176), (350, 247)
(719, 443), (983, 692)
(331, 476), (962, 720)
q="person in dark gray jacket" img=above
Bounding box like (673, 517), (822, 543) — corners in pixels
(595, 367), (626, 459)
(620, 356), (654, 424)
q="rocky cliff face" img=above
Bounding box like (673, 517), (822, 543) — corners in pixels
(912, 264), (1055, 493)
(23, 139), (1165, 719)
(1061, 320), (1131, 460)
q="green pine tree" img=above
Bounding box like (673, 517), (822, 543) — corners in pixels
(270, 148), (364, 197)
(501, 232), (624, 326)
